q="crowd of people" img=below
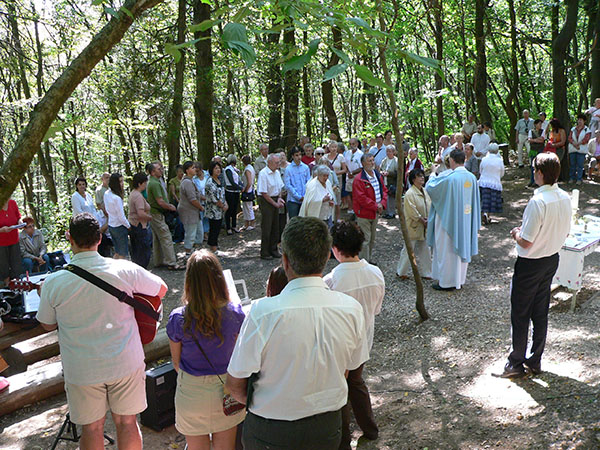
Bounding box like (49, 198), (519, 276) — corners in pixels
(0, 109), (587, 448)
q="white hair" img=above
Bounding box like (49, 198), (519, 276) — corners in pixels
(314, 165), (331, 177)
(487, 143), (500, 154)
(267, 153), (279, 163)
(386, 144), (396, 152)
(226, 154), (237, 165)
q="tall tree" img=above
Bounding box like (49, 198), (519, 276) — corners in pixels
(0, 0), (164, 207)
(552, 0), (579, 180)
(432, 0), (445, 135)
(282, 25), (300, 149)
(474, 0), (491, 125)
(166, 0), (186, 180)
(590, 0), (600, 100)
(265, 29), (283, 152)
(193, 0), (215, 168)
(322, 26), (342, 139)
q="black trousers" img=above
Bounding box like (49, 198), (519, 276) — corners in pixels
(0, 243), (22, 282)
(258, 196), (280, 258)
(129, 224), (152, 269)
(243, 409), (342, 450)
(508, 253), (559, 369)
(225, 190), (240, 230)
(340, 363), (378, 450)
(207, 218), (222, 247)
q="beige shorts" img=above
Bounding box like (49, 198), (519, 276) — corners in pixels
(65, 367), (147, 425)
(175, 370), (245, 436)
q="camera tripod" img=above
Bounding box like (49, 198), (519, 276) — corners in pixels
(50, 413), (114, 449)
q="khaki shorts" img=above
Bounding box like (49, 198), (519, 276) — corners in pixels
(65, 367), (147, 425)
(175, 370), (245, 436)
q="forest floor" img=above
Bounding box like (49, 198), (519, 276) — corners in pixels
(1, 165), (600, 449)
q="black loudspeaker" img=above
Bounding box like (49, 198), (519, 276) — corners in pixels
(140, 362), (177, 431)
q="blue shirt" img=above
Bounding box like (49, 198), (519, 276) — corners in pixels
(369, 145), (387, 168)
(283, 161), (311, 203)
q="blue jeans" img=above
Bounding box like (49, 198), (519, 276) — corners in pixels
(22, 254), (50, 274)
(569, 152), (586, 181)
(287, 201), (302, 218)
(109, 225), (130, 257)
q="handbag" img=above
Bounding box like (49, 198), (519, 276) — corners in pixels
(190, 334), (245, 416)
(241, 191), (255, 202)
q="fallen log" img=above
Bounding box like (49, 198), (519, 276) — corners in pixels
(0, 328), (171, 417)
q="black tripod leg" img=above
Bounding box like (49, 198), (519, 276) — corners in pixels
(104, 433), (115, 445)
(50, 416), (72, 450)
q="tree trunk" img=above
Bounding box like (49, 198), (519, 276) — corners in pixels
(193, 0), (215, 168)
(590, 1), (600, 100)
(0, 0), (164, 207)
(224, 69), (236, 155)
(265, 29), (283, 152)
(322, 26), (342, 140)
(474, 0), (491, 124)
(377, 0), (428, 322)
(282, 25), (300, 150)
(432, 0), (445, 136)
(302, 31), (313, 142)
(166, 0), (186, 180)
(553, 0), (579, 180)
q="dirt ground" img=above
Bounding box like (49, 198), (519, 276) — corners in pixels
(1, 166), (600, 449)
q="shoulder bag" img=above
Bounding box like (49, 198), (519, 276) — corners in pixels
(190, 334), (245, 416)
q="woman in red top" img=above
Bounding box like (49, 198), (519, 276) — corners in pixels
(0, 198), (23, 286)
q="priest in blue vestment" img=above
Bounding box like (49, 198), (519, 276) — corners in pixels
(426, 149), (481, 290)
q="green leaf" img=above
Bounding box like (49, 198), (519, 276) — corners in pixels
(331, 48), (351, 64)
(91, 0), (104, 5)
(282, 38), (320, 73)
(222, 23), (256, 67)
(323, 63), (348, 82)
(120, 6), (133, 19)
(165, 43), (182, 63)
(397, 49), (440, 71)
(354, 65), (392, 90)
(189, 19), (222, 32)
(104, 7), (119, 18)
(232, 5), (252, 22)
(348, 17), (387, 38)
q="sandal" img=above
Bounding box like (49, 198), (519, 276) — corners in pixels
(167, 264), (185, 271)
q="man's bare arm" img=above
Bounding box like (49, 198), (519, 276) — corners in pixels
(225, 374), (248, 404)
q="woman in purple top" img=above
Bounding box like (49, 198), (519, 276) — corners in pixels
(167, 250), (245, 450)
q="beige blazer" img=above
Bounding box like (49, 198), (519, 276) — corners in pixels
(403, 185), (431, 241)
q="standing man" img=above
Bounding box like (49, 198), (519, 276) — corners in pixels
(470, 124), (491, 158)
(325, 220), (384, 450)
(461, 114), (477, 142)
(369, 133), (387, 169)
(147, 162), (183, 270)
(254, 143), (269, 174)
(353, 154), (388, 263)
(426, 149), (480, 291)
(37, 213), (167, 449)
(344, 138), (363, 214)
(501, 153), (571, 378)
(226, 217), (368, 449)
(257, 154), (285, 260)
(95, 172), (110, 214)
(515, 110), (533, 167)
(284, 147), (311, 218)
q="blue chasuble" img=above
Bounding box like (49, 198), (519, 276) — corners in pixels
(426, 167), (481, 262)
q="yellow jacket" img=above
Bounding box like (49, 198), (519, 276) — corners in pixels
(403, 185), (431, 241)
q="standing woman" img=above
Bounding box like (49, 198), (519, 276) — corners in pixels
(104, 173), (130, 259)
(0, 198), (23, 285)
(167, 250), (245, 450)
(567, 113), (592, 185)
(325, 141), (347, 221)
(205, 161), (228, 252)
(179, 161), (205, 255)
(71, 177), (97, 216)
(223, 155), (242, 235)
(240, 155), (256, 231)
(128, 172), (153, 268)
(192, 162), (209, 242)
(396, 169), (432, 280)
(478, 143), (505, 224)
(547, 118), (567, 160)
(379, 145), (398, 219)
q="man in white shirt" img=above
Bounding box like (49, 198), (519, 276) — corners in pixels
(470, 124), (491, 158)
(324, 221), (385, 449)
(256, 153), (285, 260)
(37, 213), (167, 449)
(344, 138), (363, 214)
(226, 217), (368, 449)
(369, 133), (387, 168)
(501, 153), (571, 378)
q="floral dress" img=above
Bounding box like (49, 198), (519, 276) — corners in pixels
(205, 177), (225, 220)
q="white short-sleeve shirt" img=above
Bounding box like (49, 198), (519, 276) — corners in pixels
(517, 184), (571, 259)
(324, 260), (384, 352)
(227, 276), (368, 421)
(257, 166), (284, 197)
(36, 251), (165, 385)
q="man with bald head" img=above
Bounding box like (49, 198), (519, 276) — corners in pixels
(257, 153), (285, 260)
(515, 110), (533, 167)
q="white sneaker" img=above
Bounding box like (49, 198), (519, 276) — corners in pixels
(347, 210), (354, 214)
